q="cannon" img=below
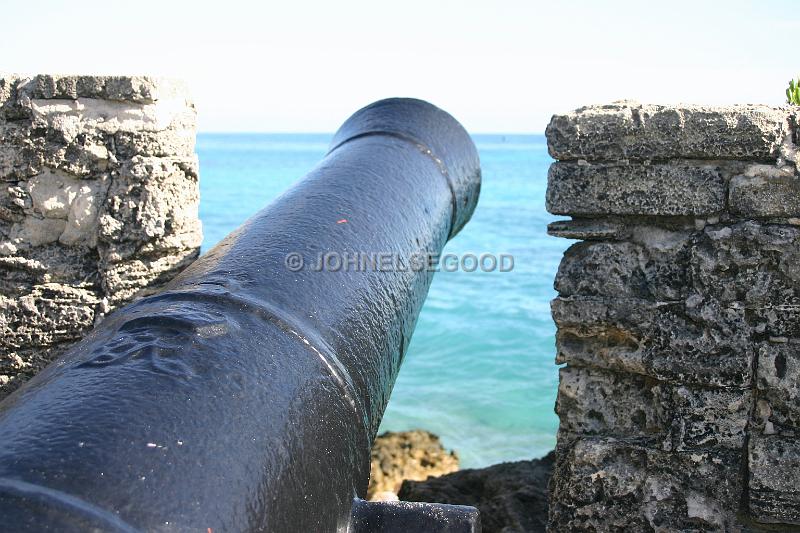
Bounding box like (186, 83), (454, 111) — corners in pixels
(0, 98), (481, 532)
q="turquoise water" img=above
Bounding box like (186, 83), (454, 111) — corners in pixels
(197, 133), (567, 468)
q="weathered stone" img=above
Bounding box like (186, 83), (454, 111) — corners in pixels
(748, 305), (800, 340)
(690, 221), (800, 307)
(547, 102), (791, 162)
(730, 171), (800, 219)
(367, 430), (459, 500)
(553, 296), (755, 388)
(552, 296), (648, 376)
(0, 283), (99, 387)
(556, 234), (690, 301)
(546, 218), (630, 241)
(556, 366), (670, 443)
(547, 103), (800, 529)
(547, 161), (726, 216)
(399, 452), (553, 533)
(98, 156), (200, 305)
(19, 75), (175, 103)
(549, 437), (745, 532)
(0, 74), (201, 397)
(755, 341), (800, 433)
(668, 385), (750, 451)
(749, 434), (800, 524)
(557, 366), (750, 453)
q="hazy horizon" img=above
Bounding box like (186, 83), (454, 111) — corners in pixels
(4, 0), (798, 133)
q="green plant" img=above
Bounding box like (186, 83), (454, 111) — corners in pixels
(787, 78), (800, 105)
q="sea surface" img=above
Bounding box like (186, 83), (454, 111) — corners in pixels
(197, 133), (568, 468)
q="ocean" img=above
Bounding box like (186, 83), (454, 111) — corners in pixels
(197, 133), (567, 468)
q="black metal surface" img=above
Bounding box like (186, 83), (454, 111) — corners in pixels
(0, 98), (481, 532)
(350, 499), (480, 533)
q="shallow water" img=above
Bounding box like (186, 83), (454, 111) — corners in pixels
(197, 133), (568, 467)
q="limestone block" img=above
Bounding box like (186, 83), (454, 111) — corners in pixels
(548, 437), (745, 532)
(20, 75), (177, 103)
(729, 170), (800, 218)
(749, 434), (800, 524)
(553, 297), (754, 388)
(556, 366), (750, 452)
(755, 341), (800, 433)
(547, 161), (726, 216)
(546, 102), (791, 162)
(0, 283), (99, 387)
(556, 236), (690, 301)
(0, 74), (201, 398)
(749, 306), (800, 339)
(546, 218), (631, 241)
(556, 366), (670, 441)
(667, 385), (750, 451)
(690, 221), (800, 307)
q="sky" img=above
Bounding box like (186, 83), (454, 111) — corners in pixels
(2, 0), (799, 133)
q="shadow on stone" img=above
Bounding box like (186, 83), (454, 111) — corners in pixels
(399, 451), (554, 533)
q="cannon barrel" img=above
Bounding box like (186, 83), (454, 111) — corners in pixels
(0, 98), (481, 532)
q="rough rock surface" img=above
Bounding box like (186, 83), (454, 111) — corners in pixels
(368, 430), (459, 500)
(547, 102), (800, 530)
(546, 101), (792, 162)
(0, 75), (201, 398)
(399, 452), (554, 533)
(547, 162), (727, 216)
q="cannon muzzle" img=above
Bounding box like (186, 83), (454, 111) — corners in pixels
(0, 98), (481, 532)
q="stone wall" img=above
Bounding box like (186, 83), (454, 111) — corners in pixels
(546, 102), (800, 531)
(0, 75), (201, 398)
